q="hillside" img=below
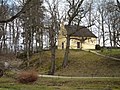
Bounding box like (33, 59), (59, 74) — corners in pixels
(0, 50), (120, 90)
(29, 50), (120, 77)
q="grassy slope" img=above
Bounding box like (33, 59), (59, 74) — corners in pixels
(0, 50), (120, 90)
(30, 50), (120, 77)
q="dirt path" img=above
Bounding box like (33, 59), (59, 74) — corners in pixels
(38, 74), (120, 79)
(84, 50), (120, 61)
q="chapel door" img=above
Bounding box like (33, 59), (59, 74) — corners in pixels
(77, 42), (80, 49)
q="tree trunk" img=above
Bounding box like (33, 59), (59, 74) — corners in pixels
(101, 13), (105, 47)
(48, 28), (56, 75)
(38, 29), (43, 51)
(62, 35), (70, 67)
(48, 47), (56, 75)
(113, 30), (116, 47)
(108, 24), (112, 47)
(2, 24), (7, 54)
(26, 40), (30, 67)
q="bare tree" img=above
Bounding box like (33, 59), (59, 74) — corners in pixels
(45, 0), (60, 75)
(19, 0), (44, 67)
(105, 0), (120, 47)
(98, 1), (106, 47)
(62, 0), (86, 67)
(0, 0), (9, 53)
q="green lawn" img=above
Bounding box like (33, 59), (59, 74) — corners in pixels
(0, 77), (120, 90)
(99, 49), (120, 58)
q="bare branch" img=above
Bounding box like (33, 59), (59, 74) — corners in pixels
(116, 0), (120, 10)
(68, 0), (84, 25)
(0, 0), (32, 23)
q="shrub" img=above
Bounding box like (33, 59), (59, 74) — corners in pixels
(95, 44), (101, 50)
(0, 68), (3, 77)
(16, 52), (27, 59)
(17, 70), (38, 84)
(16, 51), (33, 59)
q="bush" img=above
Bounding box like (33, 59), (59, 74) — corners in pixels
(95, 44), (101, 50)
(0, 69), (3, 77)
(17, 70), (38, 84)
(16, 51), (33, 59)
(16, 52), (27, 59)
